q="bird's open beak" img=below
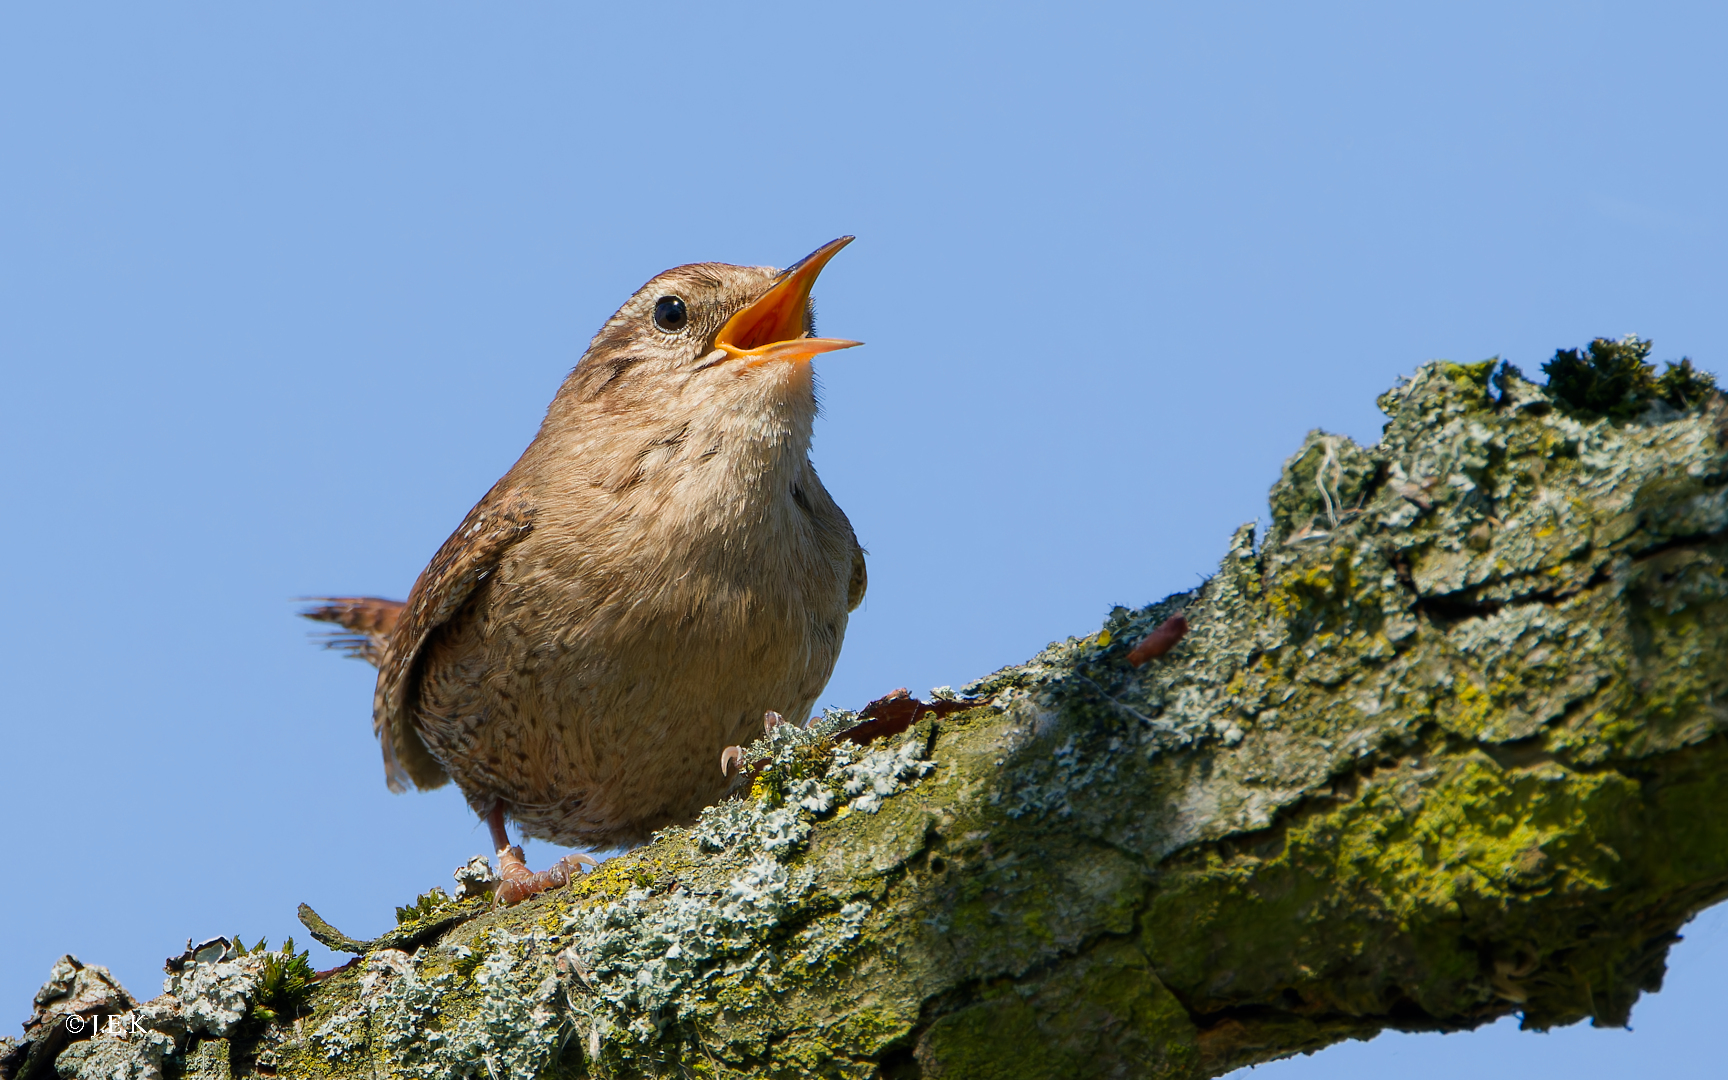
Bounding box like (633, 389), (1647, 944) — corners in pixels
(715, 236), (862, 367)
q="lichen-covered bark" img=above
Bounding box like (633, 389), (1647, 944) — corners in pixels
(11, 359), (1727, 1080)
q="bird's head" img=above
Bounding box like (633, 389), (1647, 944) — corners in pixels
(558, 237), (861, 432)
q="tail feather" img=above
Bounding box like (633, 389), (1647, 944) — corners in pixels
(299, 596), (406, 668)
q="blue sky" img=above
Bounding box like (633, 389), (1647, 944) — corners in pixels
(2, 3), (1724, 1075)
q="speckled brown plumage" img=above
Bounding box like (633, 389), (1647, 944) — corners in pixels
(306, 239), (866, 856)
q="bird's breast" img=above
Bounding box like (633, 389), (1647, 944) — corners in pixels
(499, 471), (849, 667)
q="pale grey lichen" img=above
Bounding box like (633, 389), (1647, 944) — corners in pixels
(453, 853), (499, 899)
(161, 958), (258, 1039)
(18, 949), (280, 1080)
(736, 706), (865, 771)
(789, 776), (835, 814)
(309, 997), (369, 1064)
(555, 728), (935, 1047)
(563, 891), (703, 1038)
(288, 724), (939, 1071)
(693, 800), (807, 855)
(51, 1029), (176, 1080)
(37, 956), (91, 1008)
(560, 855), (802, 1041)
(310, 932), (568, 1079)
(698, 721), (936, 853)
(792, 899), (873, 967)
(829, 737), (936, 813)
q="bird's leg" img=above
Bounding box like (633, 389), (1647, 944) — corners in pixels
(487, 800), (598, 905)
(720, 711), (783, 778)
(486, 800), (511, 852)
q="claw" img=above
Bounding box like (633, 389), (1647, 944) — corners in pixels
(722, 711), (786, 777)
(495, 845), (598, 905)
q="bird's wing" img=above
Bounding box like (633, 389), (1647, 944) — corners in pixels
(300, 597), (407, 667)
(847, 545), (867, 612)
(374, 481), (536, 792)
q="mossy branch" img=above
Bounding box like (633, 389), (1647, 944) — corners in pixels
(12, 348), (1728, 1080)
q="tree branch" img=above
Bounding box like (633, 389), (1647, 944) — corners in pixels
(10, 358), (1728, 1080)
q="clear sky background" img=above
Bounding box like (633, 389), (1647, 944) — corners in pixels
(2, 2), (1724, 1074)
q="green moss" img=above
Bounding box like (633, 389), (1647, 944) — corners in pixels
(1655, 357), (1719, 410)
(916, 939), (1198, 1079)
(395, 888), (453, 925)
(1542, 336), (1718, 420)
(251, 943), (317, 1025)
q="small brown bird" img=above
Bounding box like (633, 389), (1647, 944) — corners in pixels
(306, 238), (866, 900)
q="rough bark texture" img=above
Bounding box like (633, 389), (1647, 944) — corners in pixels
(8, 358), (1728, 1080)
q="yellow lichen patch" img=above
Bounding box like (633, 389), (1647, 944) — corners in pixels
(1138, 726), (1719, 1042)
(1267, 552), (1359, 631)
(1441, 359), (1498, 395)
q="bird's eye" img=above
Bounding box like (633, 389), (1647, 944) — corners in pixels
(653, 296), (688, 332)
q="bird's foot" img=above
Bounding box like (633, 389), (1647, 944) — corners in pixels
(495, 845), (598, 905)
(720, 711), (784, 777)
